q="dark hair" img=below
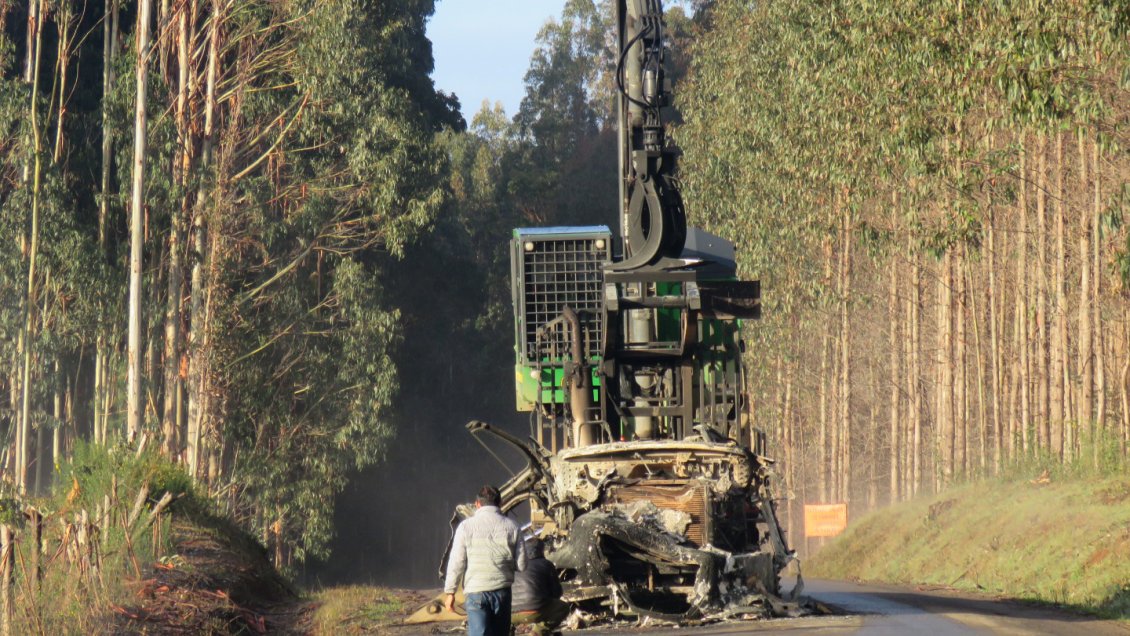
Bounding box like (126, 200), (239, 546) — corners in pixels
(476, 485), (501, 507)
(525, 537), (545, 558)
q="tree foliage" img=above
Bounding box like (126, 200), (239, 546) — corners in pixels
(0, 0), (461, 566)
(679, 0), (1130, 531)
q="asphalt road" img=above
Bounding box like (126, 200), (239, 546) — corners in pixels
(581, 579), (1130, 635)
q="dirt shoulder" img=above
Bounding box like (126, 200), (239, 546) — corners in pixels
(113, 514), (313, 634)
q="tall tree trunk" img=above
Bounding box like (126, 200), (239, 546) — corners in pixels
(1092, 138), (1106, 458)
(867, 380), (878, 511)
(162, 0), (192, 458)
(818, 236), (832, 502)
(187, 0), (222, 479)
(1004, 185), (1019, 465)
(1075, 135), (1094, 465)
(146, 234), (165, 425)
(95, 0), (120, 446)
(1019, 140), (1032, 457)
(158, 0), (171, 78)
(1120, 319), (1130, 460)
(1052, 132), (1067, 461)
(1036, 134), (1049, 452)
(888, 246), (900, 503)
(52, 2), (74, 164)
(838, 203), (852, 504)
(32, 279), (50, 493)
(128, 0), (154, 443)
(39, 358), (63, 493)
(18, 0), (47, 495)
(1, 2), (18, 474)
(911, 250), (922, 495)
(1007, 302), (1021, 463)
(775, 355), (784, 455)
(968, 258), (987, 473)
(937, 249), (954, 487)
(22, 0), (37, 83)
(781, 361), (794, 546)
(987, 206), (1002, 473)
(7, 334), (21, 478)
(795, 373), (808, 554)
(830, 333), (841, 502)
(902, 276), (914, 499)
(52, 359), (62, 474)
(956, 245), (968, 477)
(934, 256), (943, 492)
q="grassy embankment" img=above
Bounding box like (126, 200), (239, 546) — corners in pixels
(808, 467), (1130, 619)
(1, 443), (299, 633)
(6, 442), (423, 634)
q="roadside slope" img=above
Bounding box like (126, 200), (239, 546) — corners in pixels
(113, 510), (308, 634)
(807, 475), (1130, 618)
(1, 445), (308, 633)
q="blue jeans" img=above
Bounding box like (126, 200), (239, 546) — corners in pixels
(465, 588), (512, 636)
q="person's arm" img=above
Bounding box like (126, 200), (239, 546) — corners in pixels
(443, 523), (468, 610)
(548, 565), (562, 599)
(514, 528), (528, 572)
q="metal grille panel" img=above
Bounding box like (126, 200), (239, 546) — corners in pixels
(516, 233), (610, 363)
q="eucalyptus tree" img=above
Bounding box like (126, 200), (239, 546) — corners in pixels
(94, 0), (121, 446)
(511, 0), (617, 228)
(0, 2), (107, 494)
(187, 0), (461, 566)
(16, 0), (47, 494)
(126, 0), (153, 444)
(0, 0), (466, 566)
(678, 0), (1130, 530)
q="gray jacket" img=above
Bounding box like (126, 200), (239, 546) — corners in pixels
(443, 506), (527, 594)
(511, 556), (562, 611)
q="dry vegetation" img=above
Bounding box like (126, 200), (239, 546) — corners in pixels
(0, 445), (307, 634)
(310, 585), (428, 635)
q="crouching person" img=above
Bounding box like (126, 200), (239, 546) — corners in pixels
(511, 538), (570, 635)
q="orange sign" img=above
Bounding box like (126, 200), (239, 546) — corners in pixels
(804, 504), (848, 537)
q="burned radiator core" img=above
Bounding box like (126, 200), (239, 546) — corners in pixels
(605, 482), (710, 548)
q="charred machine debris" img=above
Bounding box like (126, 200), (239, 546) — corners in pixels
(436, 0), (801, 623)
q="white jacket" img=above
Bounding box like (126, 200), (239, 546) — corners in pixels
(443, 506), (527, 594)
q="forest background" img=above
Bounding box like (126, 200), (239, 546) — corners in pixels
(1, 0), (1129, 588)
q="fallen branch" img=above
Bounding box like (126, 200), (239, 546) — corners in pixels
(127, 485), (151, 530)
(146, 492), (175, 528)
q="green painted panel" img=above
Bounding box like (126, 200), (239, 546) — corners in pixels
(515, 362), (602, 410)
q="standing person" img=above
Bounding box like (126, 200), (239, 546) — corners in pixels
(444, 485), (527, 636)
(512, 538), (570, 635)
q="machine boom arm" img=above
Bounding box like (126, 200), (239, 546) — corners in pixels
(613, 0), (686, 271)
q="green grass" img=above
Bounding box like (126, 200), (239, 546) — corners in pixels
(311, 585), (409, 634)
(808, 472), (1130, 619)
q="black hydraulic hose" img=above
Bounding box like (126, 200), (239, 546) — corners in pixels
(615, 25), (652, 109)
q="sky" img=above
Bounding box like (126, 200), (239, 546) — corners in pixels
(427, 0), (565, 121)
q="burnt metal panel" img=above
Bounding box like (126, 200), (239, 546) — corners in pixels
(606, 482), (710, 547)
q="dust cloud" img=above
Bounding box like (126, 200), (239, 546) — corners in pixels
(304, 235), (528, 589)
(308, 408), (528, 588)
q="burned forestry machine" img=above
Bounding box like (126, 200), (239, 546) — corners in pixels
(441, 0), (801, 623)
